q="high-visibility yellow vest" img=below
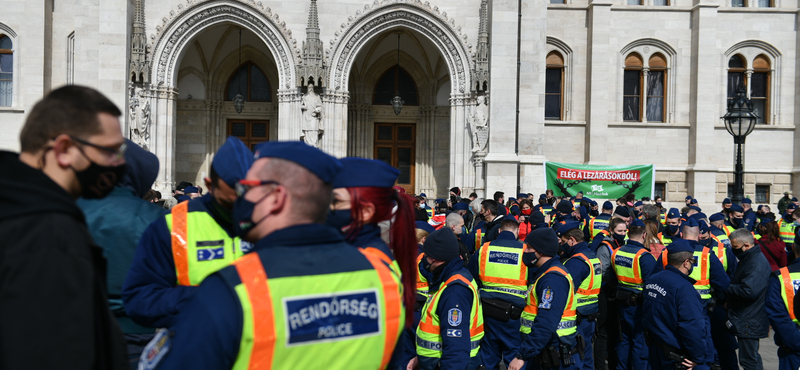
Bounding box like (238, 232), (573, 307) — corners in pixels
(416, 254), (429, 299)
(426, 208), (434, 220)
(477, 242), (528, 299)
(657, 232), (674, 246)
(416, 274), (484, 360)
(166, 201), (249, 286)
(474, 229), (486, 254)
(520, 265), (577, 338)
(660, 212), (667, 226)
(568, 253), (602, 309)
(709, 235), (729, 272)
(778, 266), (800, 326)
(660, 246), (713, 300)
(225, 248), (403, 370)
(590, 217), (610, 238)
(778, 219), (797, 244)
(722, 224), (737, 237)
(612, 248), (649, 292)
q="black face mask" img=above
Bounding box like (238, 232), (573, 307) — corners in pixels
(731, 217), (743, 227)
(666, 224), (680, 235)
(522, 252), (539, 267)
(613, 233), (626, 246)
(421, 256), (432, 272)
(559, 242), (571, 256)
(732, 247), (745, 257)
(325, 209), (353, 232)
(72, 160), (126, 199)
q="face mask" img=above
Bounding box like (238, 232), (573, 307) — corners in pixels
(325, 209), (353, 231)
(613, 233), (626, 245)
(522, 252), (539, 267)
(731, 217), (742, 227)
(522, 209), (532, 216)
(459, 226), (467, 235)
(72, 160), (126, 199)
(233, 196), (260, 238)
(559, 242), (571, 256)
(421, 256), (432, 272)
(666, 224), (679, 235)
(732, 247), (745, 257)
(686, 261), (694, 276)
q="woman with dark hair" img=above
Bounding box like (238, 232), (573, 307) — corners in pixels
(756, 218), (787, 271)
(644, 219), (665, 257)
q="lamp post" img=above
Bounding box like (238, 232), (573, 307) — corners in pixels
(721, 85), (758, 204)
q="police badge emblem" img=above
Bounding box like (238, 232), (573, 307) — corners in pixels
(447, 308), (463, 326)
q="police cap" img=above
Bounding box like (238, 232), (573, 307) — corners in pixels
(212, 136), (254, 188)
(253, 141), (342, 184)
(331, 157), (400, 189)
(556, 221), (582, 237)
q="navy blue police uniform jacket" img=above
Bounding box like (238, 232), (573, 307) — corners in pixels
(468, 230), (527, 308)
(152, 223), (398, 369)
(419, 257), (480, 370)
(742, 209), (758, 232)
(698, 236), (737, 278)
(552, 214), (579, 233)
(561, 241), (599, 315)
(348, 223), (396, 266)
(613, 240), (657, 293)
(642, 265), (711, 365)
(517, 258), (577, 361)
(653, 240), (730, 306)
(766, 257), (800, 353)
(122, 194), (241, 328)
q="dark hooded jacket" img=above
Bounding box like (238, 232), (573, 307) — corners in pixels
(0, 151), (127, 370)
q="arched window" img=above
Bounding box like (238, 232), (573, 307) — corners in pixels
(373, 66), (418, 106)
(751, 54), (770, 123)
(727, 55), (746, 105)
(623, 53), (643, 121)
(545, 51), (564, 120)
(646, 53), (667, 122)
(0, 35), (12, 107)
(225, 62), (271, 102)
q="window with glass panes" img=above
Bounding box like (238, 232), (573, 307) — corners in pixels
(727, 55), (746, 105)
(646, 54), (667, 122)
(732, 0), (746, 6)
(654, 183), (666, 200)
(751, 55), (770, 124)
(373, 66), (418, 106)
(623, 53), (643, 121)
(374, 123), (415, 193)
(0, 35), (12, 106)
(226, 62), (272, 102)
(545, 51), (564, 120)
(756, 185), (770, 203)
(227, 120), (269, 151)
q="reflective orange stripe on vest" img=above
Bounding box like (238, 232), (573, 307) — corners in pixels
(661, 247), (710, 286)
(364, 247), (393, 267)
(780, 267), (797, 322)
(478, 242), (527, 286)
(416, 254), (429, 290)
(614, 248), (647, 285)
(233, 254), (276, 370)
(418, 275), (484, 337)
(360, 249), (402, 368)
(170, 201), (191, 286)
(523, 266), (577, 317)
(572, 253), (601, 296)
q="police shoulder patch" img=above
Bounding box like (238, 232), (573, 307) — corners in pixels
(139, 328), (171, 370)
(446, 329), (463, 337)
(447, 308), (463, 326)
(538, 286), (554, 310)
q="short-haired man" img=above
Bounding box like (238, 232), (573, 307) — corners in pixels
(480, 199), (505, 243)
(659, 208), (682, 245)
(153, 141), (404, 369)
(588, 201), (614, 238)
(552, 199), (579, 232)
(494, 191), (508, 216)
(740, 199), (758, 232)
(0, 85), (128, 369)
(557, 222), (602, 370)
(642, 239), (710, 369)
(613, 206), (632, 226)
(469, 218), (527, 369)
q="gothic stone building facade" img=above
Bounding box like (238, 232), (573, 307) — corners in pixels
(1, 0), (798, 210)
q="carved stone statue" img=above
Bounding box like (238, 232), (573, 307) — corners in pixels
(468, 95), (489, 152)
(300, 81), (323, 147)
(130, 86), (151, 149)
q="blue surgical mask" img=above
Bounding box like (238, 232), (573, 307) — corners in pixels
(232, 195), (260, 238)
(325, 209), (353, 231)
(666, 224), (679, 235)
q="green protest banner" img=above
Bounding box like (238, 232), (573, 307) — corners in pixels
(544, 162), (655, 199)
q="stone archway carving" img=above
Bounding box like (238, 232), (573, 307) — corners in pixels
(326, 0), (473, 94)
(149, 0), (299, 88)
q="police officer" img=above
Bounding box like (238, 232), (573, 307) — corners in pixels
(722, 198), (732, 213)
(508, 228), (582, 370)
(642, 239), (710, 370)
(553, 200), (579, 232)
(534, 193), (555, 216)
(653, 217), (731, 369)
(777, 203), (797, 253)
(613, 206), (632, 226)
(410, 228), (484, 370)
(611, 218), (655, 370)
(594, 217), (627, 370)
(658, 208), (682, 246)
(766, 232), (800, 370)
(741, 199), (758, 232)
(469, 218), (527, 369)
(122, 137), (253, 328)
(589, 201), (614, 238)
(558, 222), (602, 370)
(724, 204), (745, 236)
(148, 141), (403, 370)
(709, 213), (732, 249)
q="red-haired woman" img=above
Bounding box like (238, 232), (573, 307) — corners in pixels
(327, 157), (417, 367)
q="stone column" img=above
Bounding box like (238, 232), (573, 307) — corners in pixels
(584, 0), (613, 165)
(792, 13), (800, 196)
(152, 86), (178, 193)
(641, 68), (649, 123)
(277, 89), (302, 142)
(347, 103), (372, 158)
(321, 91), (349, 157)
(485, 0), (520, 198)
(203, 100), (223, 177)
(450, 94), (474, 193)
(518, 0), (549, 194)
(687, 0), (720, 208)
(418, 105), (437, 196)
(474, 153), (487, 198)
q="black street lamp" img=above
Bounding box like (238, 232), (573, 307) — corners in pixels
(721, 85), (758, 204)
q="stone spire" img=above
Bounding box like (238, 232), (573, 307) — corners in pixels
(297, 0), (326, 87)
(129, 0), (150, 84)
(474, 0), (489, 92)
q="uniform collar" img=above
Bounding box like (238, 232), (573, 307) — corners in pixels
(429, 256), (468, 288)
(348, 223), (383, 248)
(530, 257), (561, 279)
(563, 241), (590, 259)
(496, 230), (517, 241)
(665, 264), (696, 284)
(253, 224), (345, 250)
(624, 240), (646, 250)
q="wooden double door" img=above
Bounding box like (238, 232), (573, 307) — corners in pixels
(227, 119), (268, 150)
(374, 123), (415, 194)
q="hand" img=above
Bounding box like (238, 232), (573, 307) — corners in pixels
(682, 358), (698, 369)
(406, 356), (418, 370)
(508, 358), (525, 370)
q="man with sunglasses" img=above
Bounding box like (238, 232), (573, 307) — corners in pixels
(148, 141), (405, 370)
(642, 239), (710, 370)
(122, 136), (253, 330)
(0, 85), (128, 369)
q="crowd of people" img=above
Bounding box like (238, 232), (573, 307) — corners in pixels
(3, 85), (800, 370)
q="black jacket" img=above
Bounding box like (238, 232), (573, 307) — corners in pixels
(726, 245), (771, 339)
(0, 151), (127, 369)
(482, 215), (505, 242)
